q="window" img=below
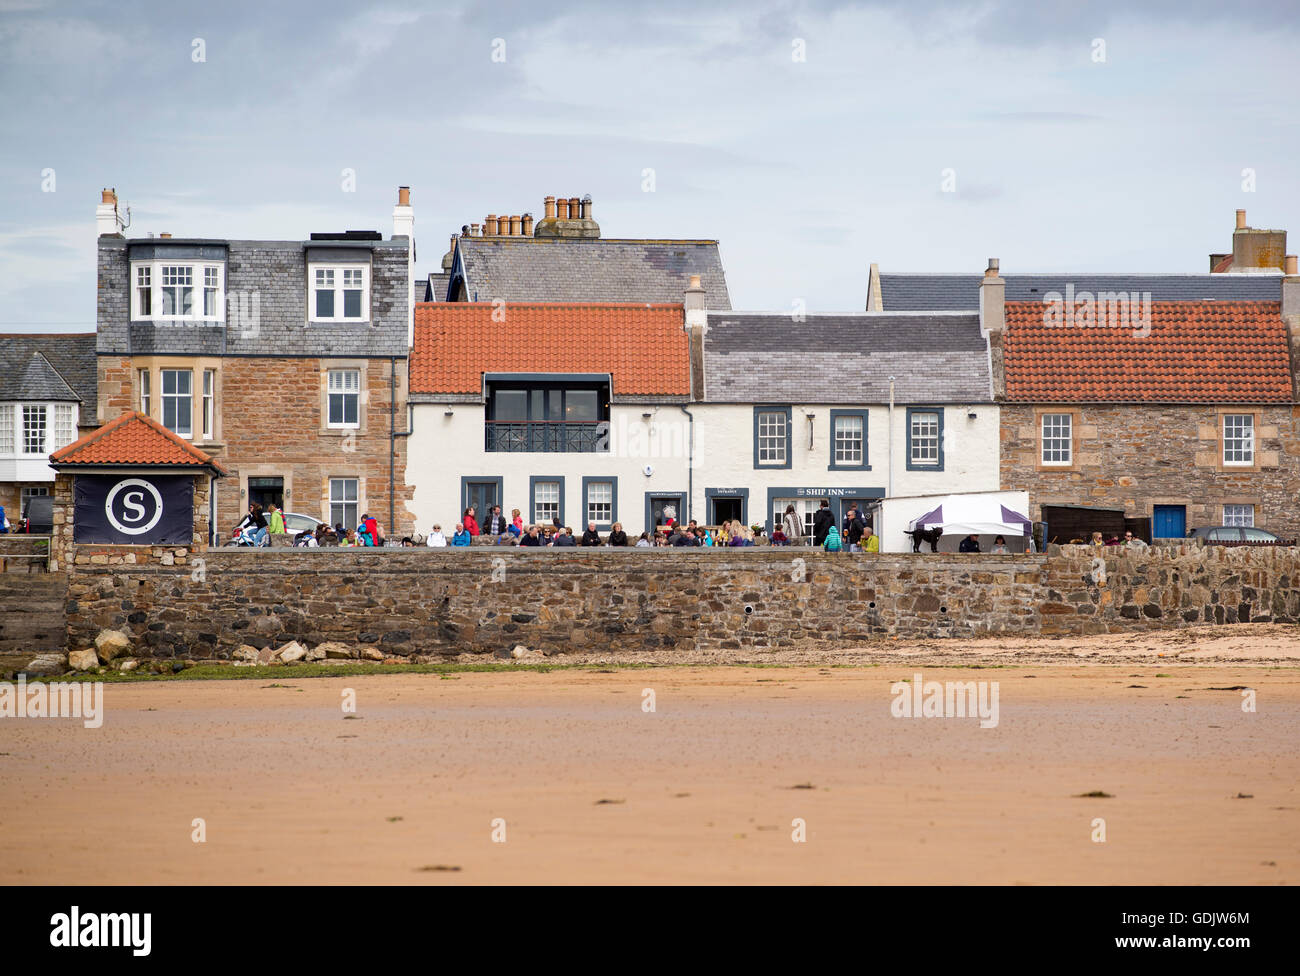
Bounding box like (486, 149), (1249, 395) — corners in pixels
(161, 369), (193, 437)
(139, 369), (151, 416)
(533, 479), (561, 524)
(754, 408), (790, 468)
(21, 485), (49, 505)
(327, 370), (361, 428)
(1223, 414), (1254, 466)
(0, 404), (12, 454)
(329, 478), (359, 529)
(1040, 413), (1072, 466)
(905, 408), (944, 470)
(830, 410), (868, 469)
(584, 479), (615, 527)
(203, 266), (222, 317)
(136, 266), (152, 316)
(202, 370), (216, 439)
(22, 405), (46, 454)
(53, 404), (75, 450)
(774, 497), (823, 541)
(161, 265), (193, 316)
(310, 264), (369, 321)
(485, 380), (610, 452)
(1223, 504), (1254, 527)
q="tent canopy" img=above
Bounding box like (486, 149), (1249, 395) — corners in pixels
(907, 495), (1032, 537)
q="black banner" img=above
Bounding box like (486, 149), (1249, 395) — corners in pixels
(73, 475), (193, 545)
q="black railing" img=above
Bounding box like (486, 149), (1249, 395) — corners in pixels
(485, 421), (608, 453)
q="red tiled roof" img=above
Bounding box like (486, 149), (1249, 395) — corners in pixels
(51, 411), (227, 471)
(1003, 301), (1293, 403)
(411, 302), (691, 395)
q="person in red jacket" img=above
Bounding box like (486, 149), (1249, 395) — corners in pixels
(462, 507), (480, 536)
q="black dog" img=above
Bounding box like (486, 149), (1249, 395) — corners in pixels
(909, 526), (943, 553)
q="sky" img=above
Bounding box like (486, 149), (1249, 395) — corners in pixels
(1, 0), (1298, 332)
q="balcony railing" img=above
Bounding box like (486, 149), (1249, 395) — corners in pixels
(485, 421), (608, 453)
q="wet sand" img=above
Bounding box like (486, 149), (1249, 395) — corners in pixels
(2, 656), (1297, 884)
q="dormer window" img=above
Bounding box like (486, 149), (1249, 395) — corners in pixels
(131, 260), (224, 322)
(310, 264), (369, 322)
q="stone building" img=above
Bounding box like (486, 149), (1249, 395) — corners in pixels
(985, 257), (1300, 539)
(93, 187), (417, 538)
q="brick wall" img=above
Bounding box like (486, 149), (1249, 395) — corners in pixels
(1001, 403), (1300, 537)
(61, 545), (1300, 657)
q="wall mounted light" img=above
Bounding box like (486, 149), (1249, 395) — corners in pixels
(444, 408), (454, 417)
(967, 410), (978, 420)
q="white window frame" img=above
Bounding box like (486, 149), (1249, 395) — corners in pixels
(1222, 414), (1254, 466)
(756, 410), (787, 466)
(1040, 413), (1072, 466)
(139, 369), (151, 416)
(329, 478), (359, 529)
(833, 414), (864, 465)
(21, 404), (47, 455)
(585, 480), (613, 526)
(534, 480), (560, 524)
(202, 369), (216, 439)
(909, 411), (941, 466)
(130, 260), (224, 322)
(1223, 504), (1254, 527)
(160, 368), (193, 439)
(309, 263), (370, 322)
(0, 403), (13, 454)
(327, 369), (361, 429)
(53, 403), (76, 450)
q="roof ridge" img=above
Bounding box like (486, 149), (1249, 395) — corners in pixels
(51, 410), (223, 468)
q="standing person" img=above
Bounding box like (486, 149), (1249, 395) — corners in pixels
(607, 522), (628, 547)
(581, 522), (603, 546)
(782, 504), (803, 548)
(267, 503), (286, 540)
(451, 522), (472, 547)
(842, 504), (865, 552)
(426, 524), (447, 547)
(822, 523), (843, 552)
(813, 500), (834, 547)
(462, 507), (480, 537)
(483, 505), (508, 540)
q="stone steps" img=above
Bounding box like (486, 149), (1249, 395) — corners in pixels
(0, 573), (68, 653)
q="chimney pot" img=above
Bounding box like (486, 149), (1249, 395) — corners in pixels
(485, 215), (498, 236)
(510, 215), (522, 236)
(568, 197), (580, 218)
(985, 257), (1000, 277)
(159, 232), (172, 239)
(522, 213), (534, 235)
(1287, 254), (1298, 276)
(544, 195), (556, 219)
(471, 223), (481, 237)
(1236, 209), (1247, 230)
(398, 186), (410, 207)
(580, 196), (592, 220)
(101, 188), (116, 205)
(556, 198), (569, 220)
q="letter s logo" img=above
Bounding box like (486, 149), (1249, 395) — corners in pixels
(121, 490), (147, 524)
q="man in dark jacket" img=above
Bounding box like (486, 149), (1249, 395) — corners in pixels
(519, 526), (543, 546)
(482, 505), (508, 537)
(959, 534), (981, 553)
(553, 527), (577, 547)
(813, 500), (835, 546)
(581, 522), (602, 546)
(672, 527), (698, 546)
(842, 504), (866, 551)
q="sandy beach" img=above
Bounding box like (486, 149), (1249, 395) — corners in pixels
(2, 627), (1297, 884)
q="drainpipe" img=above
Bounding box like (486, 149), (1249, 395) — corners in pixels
(887, 376), (895, 500)
(388, 356), (414, 539)
(678, 404), (694, 524)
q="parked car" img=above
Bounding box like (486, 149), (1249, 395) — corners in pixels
(282, 512), (325, 535)
(1189, 526), (1287, 545)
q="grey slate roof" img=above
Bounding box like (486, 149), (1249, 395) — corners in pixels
(702, 312), (991, 404)
(452, 238), (731, 308)
(871, 273), (1283, 311)
(425, 272), (450, 302)
(0, 334), (97, 421)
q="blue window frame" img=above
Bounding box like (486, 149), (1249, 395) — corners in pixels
(905, 407), (944, 471)
(828, 409), (870, 471)
(752, 406), (792, 469)
(528, 475), (565, 527)
(580, 477), (618, 529)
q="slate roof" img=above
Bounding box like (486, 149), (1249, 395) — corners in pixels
(411, 303), (690, 397)
(51, 410), (227, 471)
(870, 273), (1283, 311)
(452, 237), (731, 308)
(1003, 301), (1292, 403)
(0, 333), (97, 422)
(424, 272), (450, 302)
(701, 312), (991, 403)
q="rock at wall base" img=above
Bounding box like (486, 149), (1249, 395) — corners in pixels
(94, 629), (132, 661)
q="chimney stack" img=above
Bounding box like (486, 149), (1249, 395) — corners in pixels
(522, 213), (534, 236)
(684, 273), (706, 329)
(980, 258), (1006, 399)
(393, 185), (414, 239)
(1236, 209), (1248, 230)
(96, 187), (121, 237)
(1282, 256), (1300, 400)
(1287, 254), (1298, 276)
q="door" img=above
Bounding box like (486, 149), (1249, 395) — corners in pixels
(247, 477), (283, 512)
(647, 493), (685, 533)
(711, 497), (742, 526)
(1152, 505), (1186, 539)
(464, 480), (500, 522)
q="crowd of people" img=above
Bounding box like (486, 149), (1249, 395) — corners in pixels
(227, 502), (389, 548)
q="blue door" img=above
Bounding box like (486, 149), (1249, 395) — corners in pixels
(1152, 505), (1186, 539)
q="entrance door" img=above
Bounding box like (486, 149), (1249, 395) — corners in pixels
(248, 477), (283, 512)
(1152, 504), (1186, 539)
(647, 493), (685, 534)
(711, 497), (743, 526)
(464, 480), (500, 522)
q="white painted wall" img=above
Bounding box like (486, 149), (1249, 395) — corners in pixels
(687, 402), (1001, 531)
(407, 402), (693, 536)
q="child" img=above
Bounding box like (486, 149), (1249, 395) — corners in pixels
(511, 508), (524, 536)
(823, 524), (843, 552)
(771, 527), (788, 546)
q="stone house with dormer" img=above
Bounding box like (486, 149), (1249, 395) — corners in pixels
(94, 187), (417, 539)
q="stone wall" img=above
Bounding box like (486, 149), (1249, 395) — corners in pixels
(1001, 403), (1300, 538)
(61, 545), (1300, 658)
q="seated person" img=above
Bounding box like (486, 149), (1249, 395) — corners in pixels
(958, 534), (981, 553)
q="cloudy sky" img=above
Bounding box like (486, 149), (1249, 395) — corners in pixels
(1, 0), (1297, 331)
